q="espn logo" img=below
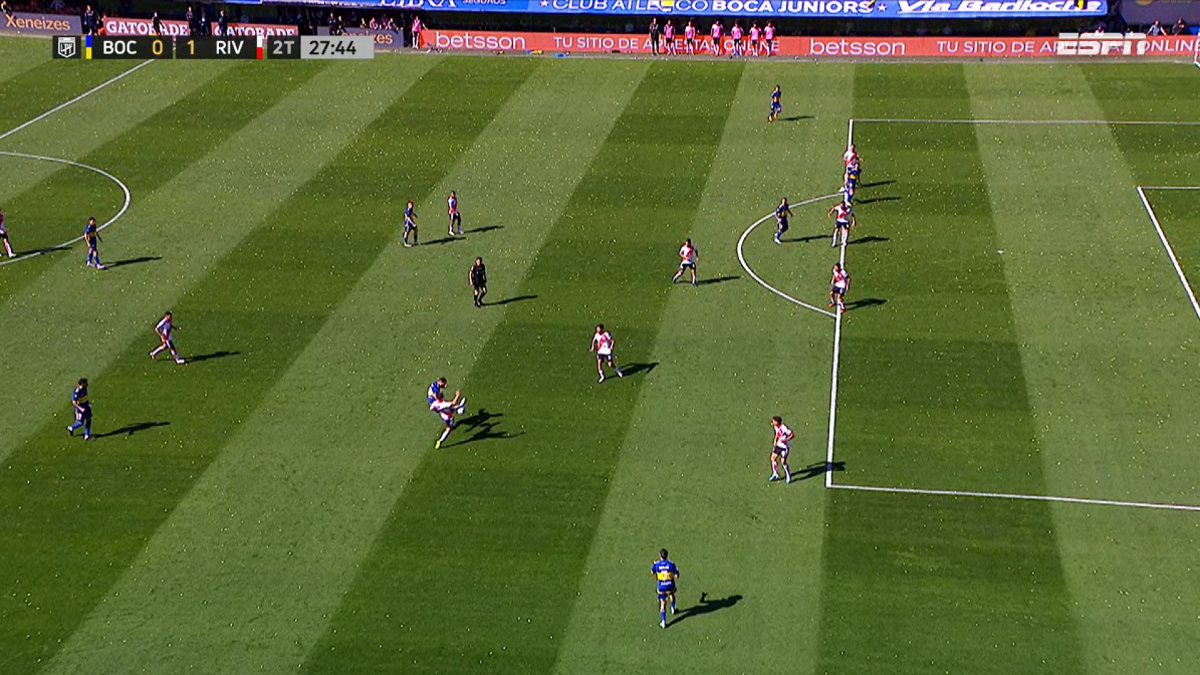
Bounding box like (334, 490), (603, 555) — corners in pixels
(1056, 32), (1149, 56)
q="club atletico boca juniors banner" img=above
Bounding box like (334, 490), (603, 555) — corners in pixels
(269, 0), (1106, 20)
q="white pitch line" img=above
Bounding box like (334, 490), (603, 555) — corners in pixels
(0, 60), (153, 144)
(1141, 185), (1200, 190)
(0, 151), (131, 268)
(854, 118), (1200, 127)
(1136, 186), (1200, 325)
(825, 120), (856, 487)
(829, 482), (1200, 513)
(737, 193), (841, 319)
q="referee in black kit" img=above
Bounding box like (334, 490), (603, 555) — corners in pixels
(469, 257), (487, 308)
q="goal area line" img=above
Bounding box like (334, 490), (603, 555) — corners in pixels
(824, 118), (1200, 514)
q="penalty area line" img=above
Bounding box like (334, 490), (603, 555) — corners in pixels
(736, 192), (841, 320)
(0, 151), (132, 268)
(0, 60), (154, 144)
(1136, 186), (1200, 325)
(853, 117), (1200, 126)
(828, 482), (1200, 513)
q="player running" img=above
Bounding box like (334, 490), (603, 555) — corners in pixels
(844, 159), (861, 204)
(830, 262), (850, 313)
(84, 216), (105, 269)
(828, 200), (856, 248)
(768, 84), (782, 123)
(590, 324), (623, 383)
(651, 548), (680, 629)
(672, 238), (698, 286)
(447, 191), (462, 236)
(403, 200), (418, 247)
(0, 207), (13, 258)
(774, 197), (792, 245)
(430, 387), (467, 449)
(469, 256), (488, 308)
(149, 311), (186, 364)
(769, 415), (793, 483)
(66, 377), (93, 441)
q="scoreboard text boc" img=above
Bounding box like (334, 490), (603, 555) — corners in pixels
(52, 35), (374, 60)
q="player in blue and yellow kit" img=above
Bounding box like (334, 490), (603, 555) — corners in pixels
(773, 197), (792, 245)
(768, 85), (782, 123)
(66, 377), (92, 440)
(651, 548), (679, 629)
(84, 216), (105, 269)
(843, 160), (861, 206)
(403, 200), (418, 247)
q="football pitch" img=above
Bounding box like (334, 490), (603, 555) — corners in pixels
(3, 36), (1200, 674)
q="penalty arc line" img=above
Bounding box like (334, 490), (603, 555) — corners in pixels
(736, 192), (842, 320)
(0, 60), (154, 144)
(0, 151), (132, 268)
(1137, 186), (1200, 325)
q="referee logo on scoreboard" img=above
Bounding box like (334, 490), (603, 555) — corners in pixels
(54, 36), (78, 59)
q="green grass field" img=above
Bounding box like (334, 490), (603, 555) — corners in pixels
(3, 36), (1200, 674)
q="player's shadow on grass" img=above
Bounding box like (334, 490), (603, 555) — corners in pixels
(844, 298), (886, 312)
(858, 180), (895, 190)
(794, 460), (846, 481)
(488, 294), (537, 306)
(670, 592), (744, 626)
(186, 350), (241, 363)
(106, 255), (162, 269)
(468, 225), (504, 235)
(423, 236), (464, 246)
(696, 275), (739, 286)
(857, 196), (901, 205)
(790, 233), (829, 244)
(450, 408), (524, 446)
(621, 362), (658, 377)
(780, 115), (813, 122)
(846, 235), (889, 246)
(95, 421), (170, 439)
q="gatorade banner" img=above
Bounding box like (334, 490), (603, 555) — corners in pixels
(269, 0), (1106, 19)
(424, 30), (1197, 57)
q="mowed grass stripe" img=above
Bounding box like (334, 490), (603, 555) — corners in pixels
(0, 61), (328, 462)
(40, 58), (647, 675)
(816, 64), (1086, 675)
(300, 61), (744, 675)
(0, 37), (51, 85)
(965, 86), (1200, 675)
(0, 57), (138, 136)
(552, 62), (854, 675)
(0, 61), (322, 304)
(0, 57), (533, 675)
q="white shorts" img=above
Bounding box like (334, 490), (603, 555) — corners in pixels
(597, 350), (613, 359)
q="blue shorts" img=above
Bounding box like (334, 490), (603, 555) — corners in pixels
(771, 102), (781, 113)
(658, 585), (676, 599)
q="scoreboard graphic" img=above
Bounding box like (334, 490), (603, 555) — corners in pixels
(52, 35), (375, 60)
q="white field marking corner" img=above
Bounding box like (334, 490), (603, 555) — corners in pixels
(0, 151), (131, 268)
(1136, 186), (1200, 325)
(823, 118), (1200, 513)
(736, 193), (842, 319)
(0, 60), (153, 144)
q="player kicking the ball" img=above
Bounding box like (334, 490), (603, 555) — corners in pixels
(769, 415), (794, 483)
(149, 311), (186, 364)
(430, 387), (466, 449)
(672, 238), (697, 285)
(591, 324), (623, 383)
